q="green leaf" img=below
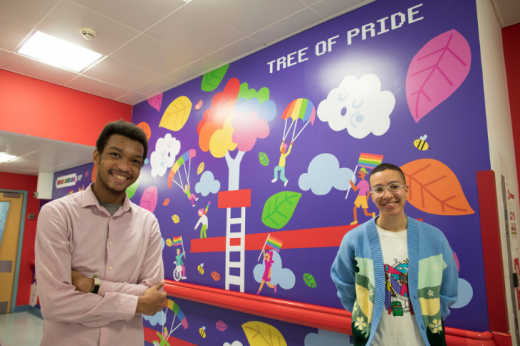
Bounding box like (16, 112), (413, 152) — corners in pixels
(201, 64), (230, 92)
(303, 273), (317, 288)
(261, 191), (302, 229)
(237, 82), (270, 104)
(259, 152), (269, 166)
(126, 176), (140, 199)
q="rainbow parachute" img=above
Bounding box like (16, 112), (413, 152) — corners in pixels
(168, 149), (196, 189)
(281, 98), (316, 142)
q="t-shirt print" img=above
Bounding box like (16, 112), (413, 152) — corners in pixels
(384, 258), (414, 317)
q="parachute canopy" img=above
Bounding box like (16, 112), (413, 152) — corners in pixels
(168, 149), (196, 189)
(166, 299), (188, 329)
(281, 99), (316, 142)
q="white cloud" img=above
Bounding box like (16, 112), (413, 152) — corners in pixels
(150, 133), (181, 177)
(305, 329), (352, 346)
(317, 74), (395, 139)
(299, 154), (355, 195)
(195, 171), (221, 196)
(223, 342), (243, 346)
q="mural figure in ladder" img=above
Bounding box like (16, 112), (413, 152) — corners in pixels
(168, 149), (198, 206)
(273, 99), (316, 187)
(152, 299), (188, 346)
(194, 201), (211, 238)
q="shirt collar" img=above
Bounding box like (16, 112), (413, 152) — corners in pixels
(82, 183), (135, 213)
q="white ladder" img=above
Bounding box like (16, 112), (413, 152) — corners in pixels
(225, 207), (246, 292)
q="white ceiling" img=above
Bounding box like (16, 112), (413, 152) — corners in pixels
(0, 0), (376, 106)
(0, 0), (518, 177)
(0, 130), (94, 175)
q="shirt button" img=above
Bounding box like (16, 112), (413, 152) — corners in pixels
(414, 294), (418, 299)
(422, 325), (425, 330)
(109, 241), (112, 245)
(109, 266), (113, 270)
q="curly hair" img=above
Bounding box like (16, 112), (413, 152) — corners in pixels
(96, 120), (148, 159)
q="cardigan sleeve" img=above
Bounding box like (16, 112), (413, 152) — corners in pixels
(331, 232), (357, 312)
(440, 234), (459, 320)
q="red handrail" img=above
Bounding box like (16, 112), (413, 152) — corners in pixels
(164, 280), (497, 345)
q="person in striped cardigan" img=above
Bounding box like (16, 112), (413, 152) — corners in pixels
(331, 163), (458, 346)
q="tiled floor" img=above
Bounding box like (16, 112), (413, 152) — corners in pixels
(0, 312), (43, 346)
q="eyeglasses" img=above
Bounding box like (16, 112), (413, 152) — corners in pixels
(370, 183), (407, 196)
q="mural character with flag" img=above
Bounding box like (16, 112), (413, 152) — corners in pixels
(172, 236), (187, 281)
(257, 234), (284, 295)
(347, 153), (384, 225)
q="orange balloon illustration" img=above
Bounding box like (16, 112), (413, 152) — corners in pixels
(401, 159), (474, 215)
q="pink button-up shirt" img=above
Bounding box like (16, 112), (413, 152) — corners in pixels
(35, 184), (164, 346)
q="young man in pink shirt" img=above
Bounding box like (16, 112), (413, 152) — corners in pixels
(35, 120), (166, 345)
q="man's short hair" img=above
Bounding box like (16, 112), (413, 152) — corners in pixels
(369, 163), (406, 185)
(96, 120), (148, 159)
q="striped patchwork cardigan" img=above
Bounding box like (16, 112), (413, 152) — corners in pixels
(331, 217), (458, 346)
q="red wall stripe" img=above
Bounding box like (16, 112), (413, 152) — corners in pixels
(0, 69), (131, 147)
(477, 170), (509, 333)
(217, 189), (251, 209)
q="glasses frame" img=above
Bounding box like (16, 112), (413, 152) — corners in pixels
(370, 183), (408, 197)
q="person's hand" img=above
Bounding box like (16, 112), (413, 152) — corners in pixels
(194, 226), (196, 230)
(71, 270), (94, 293)
(136, 281), (167, 316)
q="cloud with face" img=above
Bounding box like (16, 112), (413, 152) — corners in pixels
(299, 154), (355, 195)
(195, 171), (221, 196)
(317, 74), (395, 139)
(150, 133), (181, 177)
(253, 250), (295, 290)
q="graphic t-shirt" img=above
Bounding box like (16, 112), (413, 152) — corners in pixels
(371, 224), (425, 346)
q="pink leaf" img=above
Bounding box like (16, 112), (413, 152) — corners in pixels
(406, 29), (471, 123)
(140, 186), (158, 213)
(147, 94), (163, 112)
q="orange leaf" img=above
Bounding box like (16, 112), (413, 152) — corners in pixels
(401, 159), (474, 215)
(163, 198), (170, 206)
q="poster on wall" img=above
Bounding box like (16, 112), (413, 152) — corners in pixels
(55, 0), (494, 343)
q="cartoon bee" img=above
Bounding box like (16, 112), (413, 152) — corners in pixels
(414, 135), (430, 151)
(198, 263), (204, 275)
(199, 326), (206, 338)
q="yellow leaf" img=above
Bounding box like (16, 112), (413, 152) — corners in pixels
(166, 239), (173, 247)
(160, 96), (192, 131)
(172, 215), (180, 223)
(242, 321), (287, 346)
(197, 162), (205, 175)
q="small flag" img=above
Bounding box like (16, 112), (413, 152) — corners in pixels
(172, 236), (183, 246)
(266, 235), (283, 252)
(357, 153), (384, 169)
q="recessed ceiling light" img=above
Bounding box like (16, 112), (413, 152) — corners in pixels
(18, 31), (102, 72)
(0, 152), (17, 163)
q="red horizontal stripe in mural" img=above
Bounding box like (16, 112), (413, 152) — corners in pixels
(143, 326), (196, 346)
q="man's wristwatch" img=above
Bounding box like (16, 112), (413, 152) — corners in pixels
(91, 273), (100, 294)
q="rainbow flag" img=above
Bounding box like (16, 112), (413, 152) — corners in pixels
(172, 236), (183, 247)
(266, 235), (283, 252)
(357, 153), (384, 169)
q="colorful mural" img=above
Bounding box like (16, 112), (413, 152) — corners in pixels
(53, 0), (491, 341)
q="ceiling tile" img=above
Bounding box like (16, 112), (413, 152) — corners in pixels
(82, 57), (160, 90)
(0, 132), (53, 157)
(193, 0), (305, 36)
(66, 75), (130, 100)
(34, 0), (140, 56)
(203, 38), (263, 66)
(145, 6), (244, 57)
(299, 0), (322, 6)
(111, 35), (195, 75)
(166, 59), (216, 86)
(311, 0), (373, 19)
(0, 16), (33, 51)
(0, 0), (60, 27)
(493, 0), (520, 27)
(0, 50), (12, 65)
(250, 9), (323, 45)
(116, 91), (147, 105)
(71, 0), (185, 32)
(2, 53), (78, 85)
(136, 76), (177, 96)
